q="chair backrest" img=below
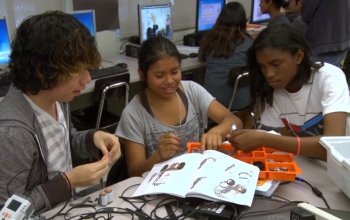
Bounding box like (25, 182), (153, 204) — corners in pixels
(93, 73), (130, 105)
(94, 73), (130, 129)
(226, 66), (250, 111)
(226, 66), (249, 88)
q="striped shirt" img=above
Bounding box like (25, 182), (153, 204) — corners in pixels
(24, 95), (72, 179)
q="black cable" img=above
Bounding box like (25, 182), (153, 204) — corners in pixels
(119, 183), (152, 220)
(235, 201), (305, 220)
(7, 169), (30, 196)
(271, 194), (291, 202)
(295, 177), (331, 209)
(119, 40), (130, 51)
(150, 198), (184, 220)
(179, 200), (238, 220)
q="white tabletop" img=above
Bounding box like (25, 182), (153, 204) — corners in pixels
(40, 156), (350, 219)
(82, 45), (205, 94)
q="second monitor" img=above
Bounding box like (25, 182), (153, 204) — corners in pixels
(138, 3), (173, 44)
(0, 17), (11, 70)
(250, 0), (270, 24)
(195, 0), (226, 35)
(70, 10), (96, 36)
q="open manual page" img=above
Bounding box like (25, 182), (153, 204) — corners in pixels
(132, 150), (260, 207)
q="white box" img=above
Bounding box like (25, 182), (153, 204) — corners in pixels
(319, 137), (350, 199)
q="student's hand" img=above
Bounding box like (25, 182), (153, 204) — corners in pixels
(157, 133), (180, 160)
(65, 155), (109, 189)
(93, 131), (121, 165)
(200, 130), (222, 152)
(228, 129), (264, 152)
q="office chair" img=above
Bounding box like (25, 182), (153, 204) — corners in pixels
(71, 73), (130, 191)
(226, 66), (258, 129)
(71, 73), (130, 133)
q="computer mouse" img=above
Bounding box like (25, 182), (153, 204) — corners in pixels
(189, 53), (198, 58)
(116, 63), (128, 69)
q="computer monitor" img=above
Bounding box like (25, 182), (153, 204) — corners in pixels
(0, 17), (11, 71)
(250, 0), (270, 24)
(195, 0), (226, 35)
(70, 10), (96, 36)
(138, 3), (173, 44)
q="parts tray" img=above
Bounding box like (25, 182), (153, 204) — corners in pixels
(187, 142), (301, 182)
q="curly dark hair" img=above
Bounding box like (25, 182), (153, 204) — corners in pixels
(199, 2), (249, 59)
(9, 10), (101, 94)
(247, 24), (323, 111)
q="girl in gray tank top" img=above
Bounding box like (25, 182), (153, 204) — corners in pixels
(115, 37), (243, 177)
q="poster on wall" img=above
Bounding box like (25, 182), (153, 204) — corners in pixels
(72, 0), (120, 32)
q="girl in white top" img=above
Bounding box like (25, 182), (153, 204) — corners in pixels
(228, 24), (350, 160)
(116, 37), (242, 177)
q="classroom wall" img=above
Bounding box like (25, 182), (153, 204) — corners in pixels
(0, 0), (251, 62)
(81, 0), (253, 60)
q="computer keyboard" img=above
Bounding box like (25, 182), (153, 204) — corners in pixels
(90, 65), (128, 80)
(180, 53), (189, 60)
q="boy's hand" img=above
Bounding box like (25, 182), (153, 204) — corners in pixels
(93, 131), (121, 165)
(66, 155), (109, 189)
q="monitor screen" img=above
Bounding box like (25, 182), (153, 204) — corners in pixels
(0, 17), (11, 67)
(195, 0), (225, 33)
(70, 10), (96, 36)
(250, 0), (270, 24)
(138, 4), (173, 44)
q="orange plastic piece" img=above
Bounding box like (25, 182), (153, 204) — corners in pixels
(187, 142), (302, 182)
(100, 190), (106, 195)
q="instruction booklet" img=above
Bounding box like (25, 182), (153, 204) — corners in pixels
(132, 150), (259, 207)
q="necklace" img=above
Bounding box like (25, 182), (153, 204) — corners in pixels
(150, 92), (182, 126)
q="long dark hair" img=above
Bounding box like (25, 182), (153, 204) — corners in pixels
(247, 24), (323, 111)
(199, 2), (249, 58)
(138, 36), (181, 89)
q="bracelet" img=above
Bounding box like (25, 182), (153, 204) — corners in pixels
(296, 136), (301, 156)
(61, 172), (71, 190)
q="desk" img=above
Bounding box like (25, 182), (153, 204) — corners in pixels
(82, 46), (205, 94)
(41, 156), (350, 219)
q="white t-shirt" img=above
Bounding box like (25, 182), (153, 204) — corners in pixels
(261, 63), (350, 137)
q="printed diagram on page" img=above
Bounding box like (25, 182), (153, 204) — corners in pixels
(191, 176), (207, 189)
(225, 163), (235, 173)
(213, 168), (253, 199)
(150, 162), (186, 186)
(214, 179), (247, 198)
(198, 157), (216, 169)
